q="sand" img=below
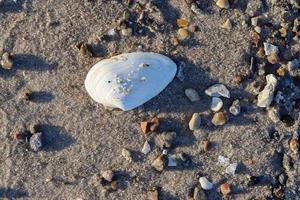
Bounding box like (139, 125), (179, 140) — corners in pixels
(1, 0), (300, 199)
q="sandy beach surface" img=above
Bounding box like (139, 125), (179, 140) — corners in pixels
(1, 0), (300, 199)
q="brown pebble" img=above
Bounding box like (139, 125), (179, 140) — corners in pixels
(267, 53), (279, 64)
(256, 48), (265, 58)
(233, 74), (243, 84)
(289, 138), (299, 154)
(110, 180), (118, 190)
(15, 132), (22, 140)
(220, 183), (231, 196)
(200, 140), (209, 152)
(178, 28), (189, 40)
(150, 117), (160, 132)
(211, 112), (226, 126)
(76, 42), (93, 57)
(140, 121), (149, 135)
(148, 189), (158, 200)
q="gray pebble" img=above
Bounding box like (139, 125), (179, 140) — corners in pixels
(121, 148), (133, 162)
(30, 132), (43, 152)
(185, 88), (200, 102)
(229, 99), (241, 116)
(188, 113), (201, 130)
(101, 170), (114, 182)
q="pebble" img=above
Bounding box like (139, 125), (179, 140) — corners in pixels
(221, 19), (232, 30)
(289, 138), (299, 154)
(30, 132), (43, 152)
(177, 18), (188, 28)
(229, 99), (241, 116)
(267, 107), (280, 123)
(220, 183), (231, 196)
(216, 0), (229, 9)
(276, 66), (285, 77)
(210, 97), (223, 112)
(205, 84), (230, 98)
(150, 117), (160, 132)
(188, 113), (201, 130)
(193, 186), (207, 200)
(76, 42), (93, 57)
(140, 121), (149, 135)
(148, 189), (159, 200)
(211, 112), (226, 126)
(121, 28), (133, 36)
(167, 154), (177, 167)
(178, 28), (189, 40)
(263, 43), (279, 56)
(267, 53), (279, 64)
(200, 140), (210, 152)
(251, 17), (259, 27)
(155, 131), (177, 148)
(101, 170), (114, 182)
(185, 88), (200, 102)
(254, 26), (262, 34)
(199, 177), (213, 190)
(225, 163), (237, 176)
(278, 173), (287, 185)
(1, 52), (13, 70)
(151, 154), (166, 171)
(257, 74), (278, 108)
(121, 148), (133, 162)
(141, 141), (151, 154)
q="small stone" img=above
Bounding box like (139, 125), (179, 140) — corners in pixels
(278, 173), (287, 185)
(178, 28), (189, 40)
(279, 27), (288, 37)
(188, 113), (201, 130)
(254, 26), (262, 34)
(225, 163), (237, 176)
(211, 97), (223, 112)
(233, 74), (243, 84)
(205, 84), (230, 98)
(150, 117), (160, 132)
(276, 66), (285, 76)
(282, 154), (293, 171)
(76, 42), (93, 57)
(267, 53), (279, 64)
(140, 121), (149, 135)
(30, 132), (43, 152)
(267, 107), (280, 123)
(185, 88), (200, 102)
(289, 138), (299, 154)
(29, 123), (39, 134)
(211, 112), (226, 126)
(256, 48), (265, 58)
(221, 19), (232, 30)
(216, 0), (229, 9)
(141, 141), (151, 154)
(177, 18), (188, 27)
(200, 140), (209, 152)
(263, 43), (279, 56)
(193, 186), (207, 200)
(155, 131), (177, 148)
(121, 28), (133, 36)
(101, 170), (114, 182)
(257, 74), (278, 108)
(167, 154), (177, 167)
(199, 177), (213, 190)
(220, 183), (231, 196)
(251, 17), (259, 27)
(121, 148), (133, 162)
(229, 99), (241, 116)
(148, 189), (159, 200)
(110, 180), (118, 190)
(151, 154), (166, 171)
(1, 52), (13, 70)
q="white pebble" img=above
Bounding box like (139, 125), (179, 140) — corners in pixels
(205, 84), (230, 98)
(141, 141), (151, 154)
(211, 97), (223, 112)
(199, 177), (214, 190)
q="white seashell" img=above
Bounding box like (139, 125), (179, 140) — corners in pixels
(141, 141), (151, 155)
(257, 74), (277, 108)
(205, 84), (230, 98)
(85, 52), (177, 111)
(211, 97), (223, 112)
(199, 177), (214, 190)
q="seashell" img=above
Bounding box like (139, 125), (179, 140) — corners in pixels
(85, 52), (177, 111)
